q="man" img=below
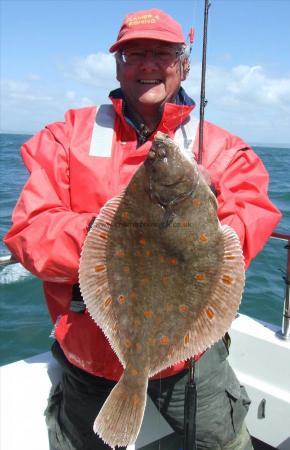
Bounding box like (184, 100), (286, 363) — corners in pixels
(4, 8), (281, 450)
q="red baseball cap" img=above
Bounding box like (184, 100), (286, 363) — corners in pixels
(109, 9), (186, 53)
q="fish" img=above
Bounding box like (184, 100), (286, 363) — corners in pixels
(79, 131), (245, 448)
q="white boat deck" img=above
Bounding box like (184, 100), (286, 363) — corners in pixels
(1, 314), (290, 450)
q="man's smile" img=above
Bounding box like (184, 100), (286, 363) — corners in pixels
(137, 80), (162, 85)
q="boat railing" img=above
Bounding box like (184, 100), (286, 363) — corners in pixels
(269, 231), (290, 340)
(0, 254), (18, 266)
(1, 231), (289, 340)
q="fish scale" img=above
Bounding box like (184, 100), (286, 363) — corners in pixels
(79, 131), (245, 448)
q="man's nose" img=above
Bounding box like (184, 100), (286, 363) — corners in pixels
(139, 51), (159, 68)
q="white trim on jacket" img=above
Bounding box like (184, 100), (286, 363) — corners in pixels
(89, 104), (199, 159)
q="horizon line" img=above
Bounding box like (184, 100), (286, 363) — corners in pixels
(1, 130), (289, 149)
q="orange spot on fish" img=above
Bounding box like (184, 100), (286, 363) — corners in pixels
(199, 234), (208, 242)
(184, 334), (190, 346)
(179, 304), (189, 314)
(144, 310), (153, 318)
(222, 275), (234, 285)
(104, 297), (112, 307)
(139, 238), (146, 246)
(99, 231), (108, 240)
(116, 249), (125, 257)
(170, 258), (177, 265)
(124, 339), (132, 348)
(122, 211), (129, 220)
(159, 255), (165, 263)
(192, 198), (202, 207)
(225, 255), (236, 260)
(195, 274), (206, 282)
(95, 264), (105, 273)
(123, 266), (130, 273)
(145, 250), (153, 257)
(118, 295), (126, 305)
(96, 287), (102, 295)
(206, 307), (215, 319)
(160, 336), (170, 345)
(131, 367), (140, 377)
(135, 250), (142, 257)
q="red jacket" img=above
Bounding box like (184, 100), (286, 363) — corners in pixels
(4, 97), (282, 380)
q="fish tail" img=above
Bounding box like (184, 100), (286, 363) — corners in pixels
(93, 369), (148, 448)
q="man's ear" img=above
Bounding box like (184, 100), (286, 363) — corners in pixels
(181, 58), (190, 81)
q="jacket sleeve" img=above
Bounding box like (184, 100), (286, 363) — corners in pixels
(3, 121), (96, 283)
(216, 147), (282, 269)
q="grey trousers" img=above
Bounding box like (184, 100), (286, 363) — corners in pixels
(45, 339), (253, 450)
(148, 337), (252, 449)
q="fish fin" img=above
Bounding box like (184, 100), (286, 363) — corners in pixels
(191, 224), (245, 351)
(79, 192), (126, 365)
(93, 369), (148, 448)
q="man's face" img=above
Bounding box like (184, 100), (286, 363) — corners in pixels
(116, 39), (187, 115)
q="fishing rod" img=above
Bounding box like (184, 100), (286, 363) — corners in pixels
(197, 0), (211, 165)
(183, 1), (211, 449)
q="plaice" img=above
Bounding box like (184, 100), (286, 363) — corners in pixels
(79, 131), (245, 448)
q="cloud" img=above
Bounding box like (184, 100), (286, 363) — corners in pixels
(1, 53), (290, 143)
(80, 97), (95, 107)
(2, 79), (29, 94)
(1, 79), (52, 102)
(64, 52), (117, 89)
(183, 63), (290, 143)
(26, 74), (41, 82)
(65, 90), (76, 100)
(185, 64), (290, 111)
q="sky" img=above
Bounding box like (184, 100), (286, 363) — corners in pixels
(1, 0), (290, 145)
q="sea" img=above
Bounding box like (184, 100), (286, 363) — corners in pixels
(0, 133), (289, 366)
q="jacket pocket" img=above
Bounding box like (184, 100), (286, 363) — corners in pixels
(225, 367), (251, 433)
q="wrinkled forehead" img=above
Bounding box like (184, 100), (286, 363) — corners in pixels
(119, 38), (182, 51)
